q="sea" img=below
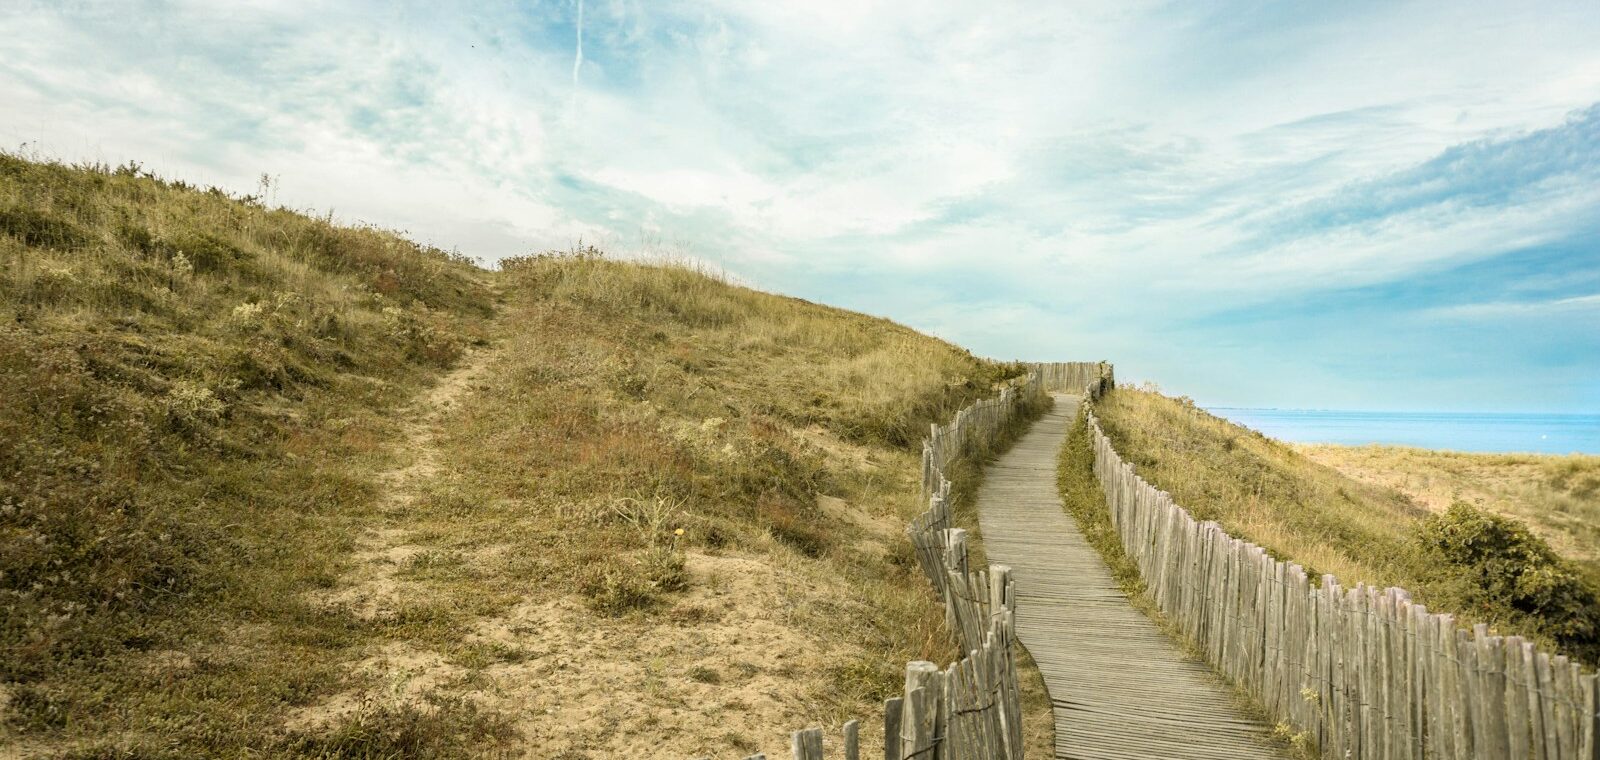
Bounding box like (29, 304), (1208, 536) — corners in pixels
(1203, 408), (1600, 455)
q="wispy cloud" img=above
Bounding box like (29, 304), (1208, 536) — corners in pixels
(572, 0), (584, 88)
(1, 0), (1597, 410)
(1426, 293), (1600, 319)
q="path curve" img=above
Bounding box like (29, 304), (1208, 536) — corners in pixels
(977, 394), (1285, 760)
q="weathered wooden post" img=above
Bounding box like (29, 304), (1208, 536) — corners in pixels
(843, 719), (859, 760)
(884, 696), (903, 760)
(1583, 673), (1598, 760)
(790, 727), (823, 760)
(901, 661), (943, 760)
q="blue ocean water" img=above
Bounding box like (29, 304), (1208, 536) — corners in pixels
(1204, 408), (1600, 455)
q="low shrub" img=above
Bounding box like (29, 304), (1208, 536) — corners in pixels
(578, 545), (689, 615)
(1416, 502), (1600, 661)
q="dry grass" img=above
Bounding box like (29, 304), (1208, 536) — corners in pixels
(1300, 445), (1600, 583)
(1093, 388), (1422, 588)
(311, 250), (1041, 757)
(0, 155), (501, 755)
(1094, 387), (1599, 667)
(0, 154), (1054, 757)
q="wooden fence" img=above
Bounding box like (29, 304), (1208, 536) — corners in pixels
(1020, 361), (1112, 396)
(747, 377), (1046, 760)
(1039, 364), (1600, 760)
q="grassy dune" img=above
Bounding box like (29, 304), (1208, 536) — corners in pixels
(0, 156), (1052, 757)
(1301, 445), (1600, 583)
(1, 154), (495, 756)
(1093, 387), (1600, 667)
(362, 252), (1049, 757)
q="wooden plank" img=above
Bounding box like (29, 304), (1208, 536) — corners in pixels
(1401, 593), (1418, 760)
(1524, 642), (1546, 760)
(901, 662), (941, 760)
(791, 727), (823, 760)
(1582, 673), (1597, 760)
(1452, 627), (1472, 758)
(1387, 591), (1402, 760)
(1358, 586), (1375, 758)
(884, 697), (903, 760)
(1507, 635), (1530, 760)
(1423, 607), (1440, 758)
(1469, 625), (1490, 756)
(976, 395), (1282, 760)
(1329, 581), (1347, 758)
(1373, 590), (1390, 760)
(1480, 630), (1511, 757)
(843, 719), (859, 760)
(1554, 657), (1575, 759)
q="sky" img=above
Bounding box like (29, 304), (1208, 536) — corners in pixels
(2, 1), (1597, 412)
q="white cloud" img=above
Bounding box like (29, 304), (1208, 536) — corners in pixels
(2, 0), (1599, 408)
(1426, 293), (1600, 320)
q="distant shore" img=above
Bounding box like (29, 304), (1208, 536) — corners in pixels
(1206, 407), (1600, 455)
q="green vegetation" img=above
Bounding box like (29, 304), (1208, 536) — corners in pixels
(1, 154), (496, 755)
(1093, 387), (1600, 666)
(278, 696), (517, 760)
(0, 154), (1053, 757)
(398, 251), (1045, 755)
(1416, 503), (1599, 659)
(1056, 409), (1147, 600)
(1302, 445), (1600, 583)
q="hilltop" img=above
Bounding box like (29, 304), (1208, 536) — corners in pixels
(0, 156), (1051, 757)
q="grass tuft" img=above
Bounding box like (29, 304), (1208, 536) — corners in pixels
(279, 696), (517, 759)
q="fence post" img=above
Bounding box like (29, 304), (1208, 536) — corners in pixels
(901, 661), (943, 760)
(884, 696), (903, 760)
(1583, 673), (1597, 760)
(774, 370), (1080, 760)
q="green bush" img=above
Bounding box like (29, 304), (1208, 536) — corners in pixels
(1416, 502), (1600, 662)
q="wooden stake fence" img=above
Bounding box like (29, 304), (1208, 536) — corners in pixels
(766, 374), (1046, 760)
(1021, 361), (1600, 760)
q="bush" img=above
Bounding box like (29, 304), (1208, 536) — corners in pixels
(1416, 502), (1600, 661)
(578, 546), (689, 615)
(0, 205), (91, 249)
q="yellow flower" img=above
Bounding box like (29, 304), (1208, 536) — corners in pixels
(674, 528), (685, 536)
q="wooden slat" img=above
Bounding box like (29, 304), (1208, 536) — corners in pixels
(883, 697), (903, 760)
(976, 394), (1283, 759)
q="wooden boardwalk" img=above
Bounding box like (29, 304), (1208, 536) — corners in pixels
(976, 395), (1285, 760)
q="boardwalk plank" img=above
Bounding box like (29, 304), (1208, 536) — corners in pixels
(976, 394), (1285, 760)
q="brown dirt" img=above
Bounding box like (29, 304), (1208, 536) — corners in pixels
(465, 552), (861, 757)
(305, 347), (497, 622)
(294, 347), (497, 726)
(289, 344), (898, 756)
